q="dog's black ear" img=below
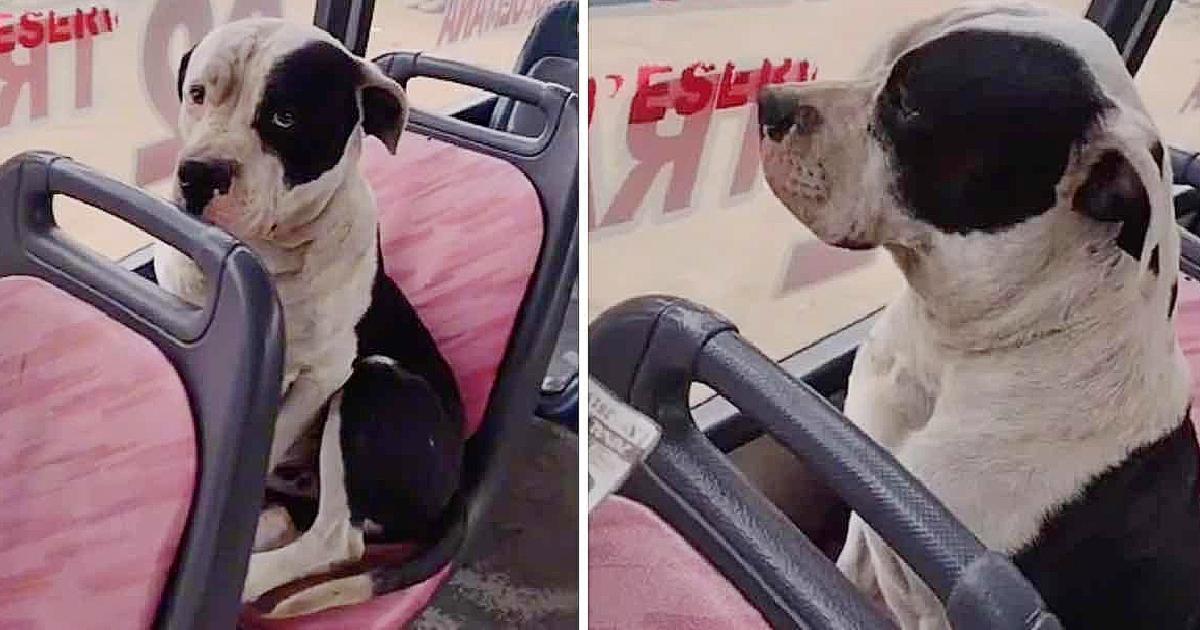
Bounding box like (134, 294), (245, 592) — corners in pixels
(176, 46), (195, 102)
(1072, 149), (1152, 259)
(362, 85), (405, 153)
(358, 62), (408, 154)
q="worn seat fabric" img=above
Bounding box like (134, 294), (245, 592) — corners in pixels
(0, 276), (196, 629)
(589, 495), (771, 629)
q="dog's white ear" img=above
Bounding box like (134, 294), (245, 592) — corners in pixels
(358, 62), (408, 154)
(1072, 141), (1165, 260)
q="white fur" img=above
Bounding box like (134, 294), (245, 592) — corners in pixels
(760, 3), (1189, 628)
(155, 18), (408, 614)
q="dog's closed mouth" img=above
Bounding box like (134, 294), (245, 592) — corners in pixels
(831, 238), (873, 250)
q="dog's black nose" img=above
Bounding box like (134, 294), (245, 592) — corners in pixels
(757, 89), (822, 141)
(177, 159), (236, 215)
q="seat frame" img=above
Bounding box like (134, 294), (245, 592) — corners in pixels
(364, 51), (580, 578)
(0, 153), (285, 629)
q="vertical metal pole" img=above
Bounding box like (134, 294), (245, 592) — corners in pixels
(344, 0), (377, 57)
(1085, 0), (1174, 74)
(313, 0), (375, 57)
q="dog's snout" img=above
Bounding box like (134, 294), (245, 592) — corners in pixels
(177, 159), (237, 215)
(757, 89), (823, 141)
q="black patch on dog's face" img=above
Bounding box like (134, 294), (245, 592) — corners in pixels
(253, 41), (362, 188)
(874, 30), (1108, 234)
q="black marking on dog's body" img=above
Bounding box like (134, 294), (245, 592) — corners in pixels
(1171, 281), (1180, 319)
(1073, 150), (1152, 259)
(1150, 246), (1160, 275)
(1013, 417), (1200, 629)
(253, 41), (362, 188)
(339, 251), (465, 544)
(875, 29), (1108, 235)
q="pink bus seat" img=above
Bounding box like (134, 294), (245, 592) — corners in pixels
(364, 135), (542, 437)
(0, 276), (195, 629)
(1175, 277), (1200, 418)
(589, 495), (771, 629)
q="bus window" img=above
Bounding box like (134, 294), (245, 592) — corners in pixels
(1135, 1), (1200, 150)
(365, 1), (568, 112)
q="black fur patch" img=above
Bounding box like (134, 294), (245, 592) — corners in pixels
(339, 255), (465, 543)
(1152, 141), (1165, 176)
(176, 47), (193, 101)
(1073, 150), (1151, 259)
(1170, 281), (1179, 319)
(874, 29), (1108, 234)
(1013, 418), (1200, 629)
(253, 41), (362, 188)
(1150, 246), (1160, 275)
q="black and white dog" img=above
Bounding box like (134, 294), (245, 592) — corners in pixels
(759, 3), (1200, 628)
(155, 19), (464, 616)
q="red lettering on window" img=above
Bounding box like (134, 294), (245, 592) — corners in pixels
(0, 22), (15, 54)
(48, 12), (72, 44)
(715, 63), (754, 110)
(18, 12), (44, 49)
(628, 65), (672, 124)
(675, 63), (716, 116)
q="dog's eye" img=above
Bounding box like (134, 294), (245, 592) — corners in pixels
(272, 111), (296, 129)
(188, 84), (205, 105)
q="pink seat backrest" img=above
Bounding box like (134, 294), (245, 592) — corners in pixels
(0, 276), (196, 629)
(1175, 277), (1200, 410)
(590, 495), (771, 629)
(359, 135), (543, 437)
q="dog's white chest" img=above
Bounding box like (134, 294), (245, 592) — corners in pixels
(844, 290), (1189, 553)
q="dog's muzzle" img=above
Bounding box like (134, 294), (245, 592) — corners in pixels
(757, 88), (823, 142)
(177, 159), (237, 216)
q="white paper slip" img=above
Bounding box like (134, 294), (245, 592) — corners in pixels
(587, 378), (662, 513)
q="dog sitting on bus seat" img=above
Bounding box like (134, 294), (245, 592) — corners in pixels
(759, 3), (1200, 628)
(154, 18), (464, 616)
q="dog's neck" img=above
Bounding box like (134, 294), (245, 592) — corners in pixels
(156, 165), (379, 378)
(245, 170), (378, 279)
(884, 215), (1163, 354)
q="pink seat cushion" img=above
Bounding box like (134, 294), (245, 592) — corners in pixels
(362, 135), (543, 438)
(247, 135), (543, 627)
(1176, 277), (1200, 411)
(0, 276), (196, 629)
(589, 496), (771, 629)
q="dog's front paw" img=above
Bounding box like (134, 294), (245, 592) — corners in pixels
(262, 575), (375, 618)
(242, 520), (367, 603)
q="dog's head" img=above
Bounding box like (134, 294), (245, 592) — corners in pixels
(173, 18), (407, 239)
(759, 3), (1174, 301)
